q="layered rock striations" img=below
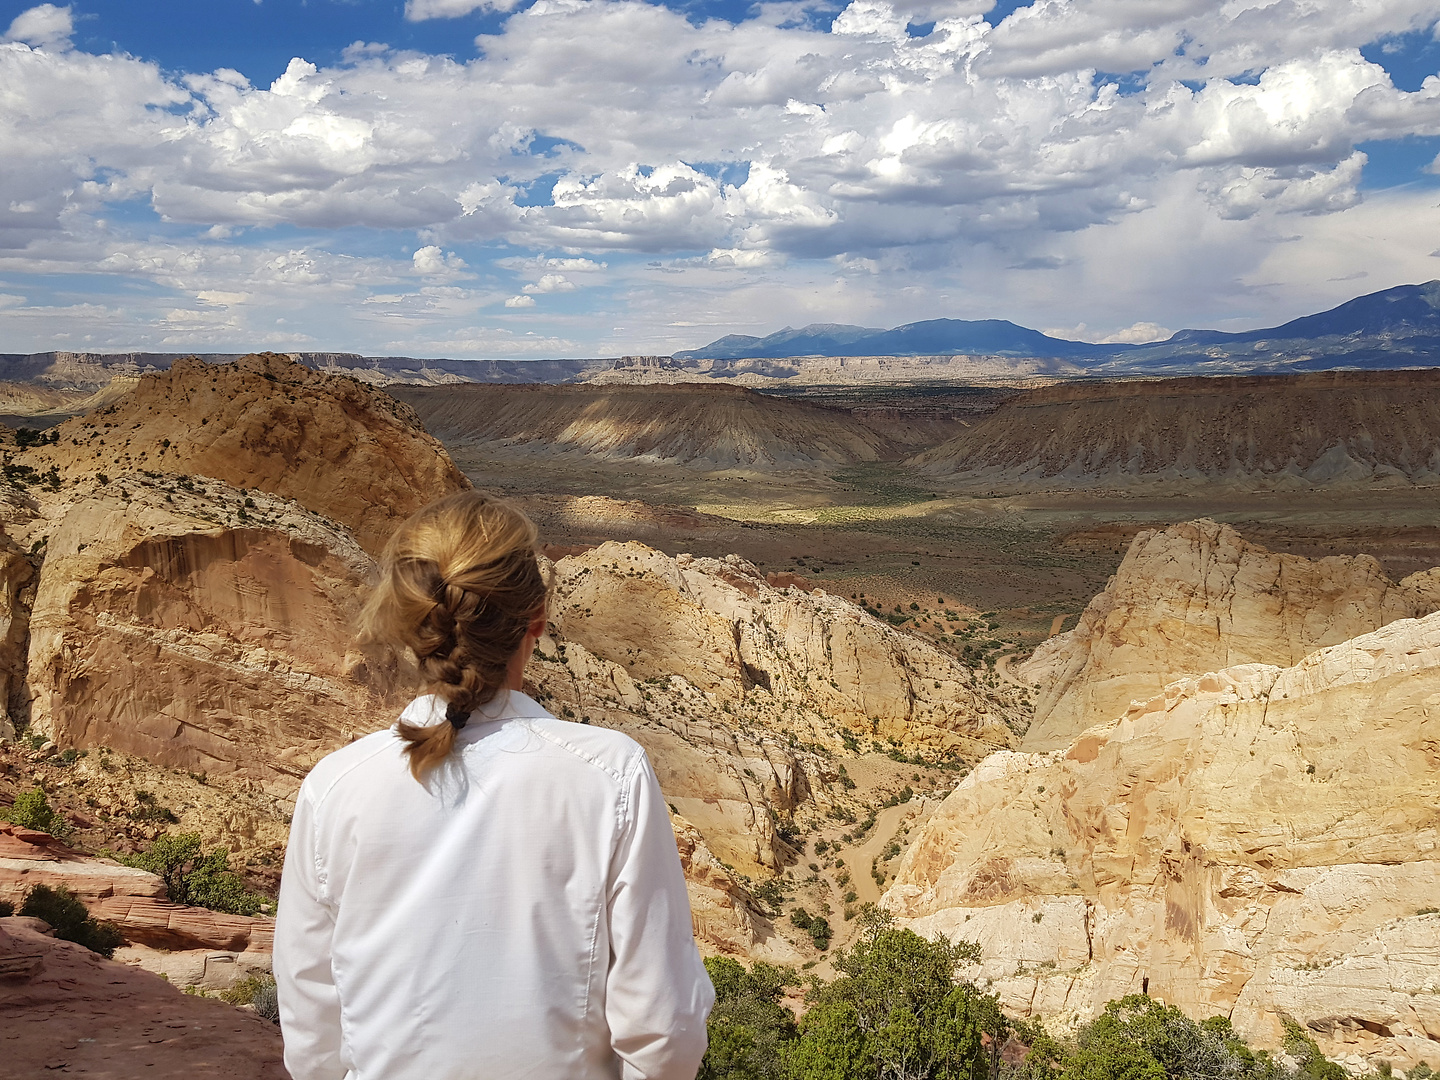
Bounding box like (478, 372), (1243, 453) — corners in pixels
(25, 475), (404, 795)
(525, 542), (1026, 953)
(1019, 519), (1440, 752)
(21, 352), (469, 554)
(885, 611), (1440, 1067)
(391, 382), (904, 469)
(911, 369), (1440, 485)
(548, 543), (1021, 751)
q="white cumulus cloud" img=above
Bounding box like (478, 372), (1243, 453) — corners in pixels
(3, 0), (1440, 354)
(3, 4), (73, 51)
(521, 272), (578, 294)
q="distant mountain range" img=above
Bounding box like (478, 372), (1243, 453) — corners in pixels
(676, 280), (1440, 373)
(1, 282), (1437, 400)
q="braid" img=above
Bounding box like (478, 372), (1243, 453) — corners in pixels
(360, 492), (548, 781)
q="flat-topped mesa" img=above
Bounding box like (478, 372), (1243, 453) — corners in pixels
(910, 369), (1440, 484)
(883, 610), (1440, 1071)
(20, 352), (470, 555)
(25, 475), (408, 795)
(1019, 518), (1440, 752)
(389, 382), (910, 469)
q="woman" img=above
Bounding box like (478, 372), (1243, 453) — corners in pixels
(274, 491), (714, 1079)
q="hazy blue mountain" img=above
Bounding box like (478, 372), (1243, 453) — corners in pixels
(1107, 280), (1440, 374)
(676, 281), (1440, 372)
(675, 318), (1121, 360)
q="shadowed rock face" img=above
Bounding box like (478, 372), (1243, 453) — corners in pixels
(884, 611), (1440, 1070)
(911, 369), (1440, 484)
(22, 352), (469, 554)
(26, 476), (406, 796)
(1018, 519), (1440, 752)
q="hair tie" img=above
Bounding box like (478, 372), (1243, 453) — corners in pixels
(446, 700), (470, 730)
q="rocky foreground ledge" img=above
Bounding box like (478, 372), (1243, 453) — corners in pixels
(0, 917), (285, 1077)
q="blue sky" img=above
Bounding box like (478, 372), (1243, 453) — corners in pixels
(3, 0), (1440, 357)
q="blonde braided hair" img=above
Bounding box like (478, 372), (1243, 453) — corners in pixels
(360, 491), (548, 780)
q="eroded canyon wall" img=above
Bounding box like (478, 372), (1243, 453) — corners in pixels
(25, 476), (402, 795)
(1020, 518), (1440, 752)
(889, 607), (1440, 1069)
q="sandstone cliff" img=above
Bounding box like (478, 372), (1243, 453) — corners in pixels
(21, 353), (469, 554)
(526, 542), (1027, 955)
(24, 474), (405, 796)
(885, 611), (1440, 1070)
(1019, 519), (1440, 752)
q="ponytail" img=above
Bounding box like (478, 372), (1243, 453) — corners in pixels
(359, 491), (548, 780)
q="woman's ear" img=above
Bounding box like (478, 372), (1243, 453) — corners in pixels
(527, 611), (547, 639)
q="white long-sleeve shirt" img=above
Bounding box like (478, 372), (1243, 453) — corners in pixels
(274, 691), (714, 1080)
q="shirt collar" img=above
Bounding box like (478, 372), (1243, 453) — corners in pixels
(397, 689), (553, 730)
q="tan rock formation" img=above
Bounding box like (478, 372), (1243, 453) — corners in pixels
(525, 541), (1026, 956)
(551, 543), (1021, 749)
(885, 611), (1440, 1070)
(22, 352), (469, 554)
(113, 942), (273, 993)
(0, 531), (33, 739)
(1019, 519), (1440, 751)
(94, 895), (273, 953)
(25, 474), (406, 795)
(391, 382), (902, 469)
(671, 812), (761, 957)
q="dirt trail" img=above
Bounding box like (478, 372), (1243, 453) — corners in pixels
(994, 653), (1033, 690)
(842, 803), (918, 907)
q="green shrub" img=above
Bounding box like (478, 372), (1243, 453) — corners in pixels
(19, 884), (125, 958)
(114, 833), (269, 916)
(1283, 1017), (1348, 1080)
(1008, 997), (1291, 1080)
(4, 786), (70, 839)
(700, 957), (797, 1080)
(808, 917), (832, 952)
(221, 973), (280, 1023)
(789, 911), (993, 1080)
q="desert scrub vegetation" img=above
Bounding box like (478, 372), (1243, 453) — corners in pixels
(698, 912), (1355, 1080)
(3, 785), (73, 839)
(18, 884), (126, 958)
(221, 973), (281, 1024)
(107, 832), (271, 916)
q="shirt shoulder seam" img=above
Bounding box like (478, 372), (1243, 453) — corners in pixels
(303, 733), (403, 809)
(517, 718), (640, 787)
